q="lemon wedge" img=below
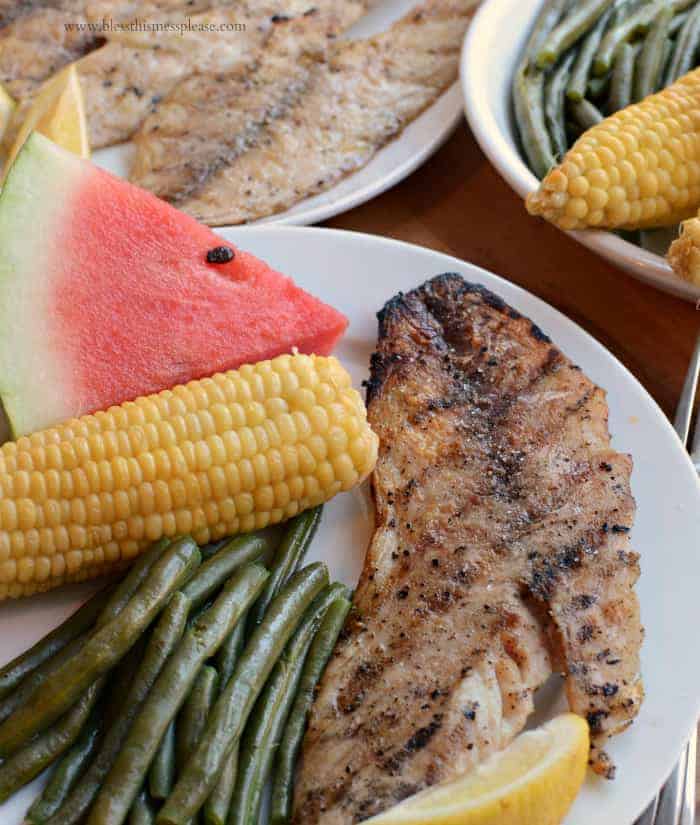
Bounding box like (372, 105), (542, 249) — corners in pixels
(0, 83), (16, 146)
(3, 64), (89, 179)
(368, 714), (589, 825)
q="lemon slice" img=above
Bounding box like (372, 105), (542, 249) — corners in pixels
(0, 83), (16, 146)
(368, 714), (589, 825)
(3, 64), (89, 179)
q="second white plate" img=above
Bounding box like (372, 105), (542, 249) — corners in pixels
(461, 0), (700, 303)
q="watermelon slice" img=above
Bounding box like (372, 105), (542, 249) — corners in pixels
(0, 134), (348, 437)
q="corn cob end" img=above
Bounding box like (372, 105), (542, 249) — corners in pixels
(526, 68), (700, 232)
(668, 215), (700, 285)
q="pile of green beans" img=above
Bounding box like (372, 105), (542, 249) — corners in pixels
(0, 504), (349, 825)
(514, 0), (700, 180)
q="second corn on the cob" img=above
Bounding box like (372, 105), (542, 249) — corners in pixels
(0, 353), (378, 601)
(526, 67), (700, 230)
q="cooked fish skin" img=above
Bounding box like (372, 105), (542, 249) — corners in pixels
(291, 274), (642, 824)
(0, 1), (97, 101)
(130, 3), (364, 201)
(172, 0), (476, 225)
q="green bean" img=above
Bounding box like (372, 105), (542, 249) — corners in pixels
(0, 677), (106, 803)
(200, 540), (229, 560)
(0, 538), (200, 758)
(88, 563), (269, 825)
(129, 789), (156, 825)
(45, 592), (192, 825)
(608, 41), (638, 110)
(516, 67), (557, 178)
(182, 529), (281, 610)
(100, 539), (172, 624)
(524, 0), (570, 61)
(671, 10), (690, 35)
(595, 1), (664, 75)
(587, 71), (611, 98)
(545, 52), (576, 160)
(270, 597), (351, 825)
(513, 0), (570, 179)
(569, 98), (605, 130)
(537, 0), (614, 69)
(176, 666), (218, 773)
(665, 2), (700, 84)
(0, 542), (167, 721)
(230, 583), (349, 825)
(0, 587), (108, 702)
(149, 720), (177, 801)
(634, 6), (674, 100)
(203, 749), (238, 825)
(25, 705), (103, 823)
(215, 619), (246, 689)
(0, 541), (169, 727)
(513, 0), (569, 178)
(202, 624), (247, 825)
(157, 562), (329, 825)
(672, 0), (698, 12)
(0, 633), (88, 726)
(567, 6), (616, 100)
(247, 508), (322, 634)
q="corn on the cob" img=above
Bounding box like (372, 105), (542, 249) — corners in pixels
(526, 67), (700, 231)
(0, 354), (378, 600)
(667, 211), (700, 284)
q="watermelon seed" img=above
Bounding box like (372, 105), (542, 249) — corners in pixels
(206, 246), (235, 264)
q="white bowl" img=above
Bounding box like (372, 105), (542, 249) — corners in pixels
(460, 0), (700, 304)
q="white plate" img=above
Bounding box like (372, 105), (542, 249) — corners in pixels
(93, 0), (463, 228)
(460, 0), (700, 304)
(2, 227), (700, 824)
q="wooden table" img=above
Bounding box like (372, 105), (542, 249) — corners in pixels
(327, 121), (700, 421)
(329, 121), (700, 821)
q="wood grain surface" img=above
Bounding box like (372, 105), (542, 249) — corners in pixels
(326, 122), (700, 421)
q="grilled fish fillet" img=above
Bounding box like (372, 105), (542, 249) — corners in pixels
(292, 274), (643, 824)
(0, 1), (97, 101)
(148, 0), (474, 225)
(130, 2), (366, 201)
(77, 2), (282, 149)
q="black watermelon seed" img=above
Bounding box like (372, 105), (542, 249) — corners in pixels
(207, 246), (235, 264)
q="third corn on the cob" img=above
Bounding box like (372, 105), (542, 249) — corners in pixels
(526, 67), (700, 231)
(0, 353), (378, 601)
(668, 210), (700, 284)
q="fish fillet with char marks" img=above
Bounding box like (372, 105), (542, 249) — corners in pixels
(130, 1), (367, 202)
(144, 0), (475, 224)
(78, 0), (368, 149)
(292, 274), (643, 824)
(0, 0), (98, 102)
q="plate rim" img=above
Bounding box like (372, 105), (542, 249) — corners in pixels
(459, 0), (700, 304)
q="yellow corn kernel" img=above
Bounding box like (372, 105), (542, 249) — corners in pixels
(0, 354), (378, 599)
(526, 68), (700, 231)
(668, 208), (700, 284)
